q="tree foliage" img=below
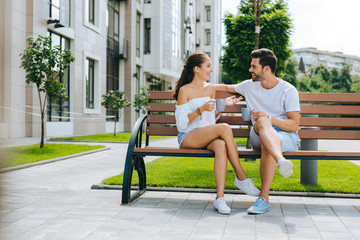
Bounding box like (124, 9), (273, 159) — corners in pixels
(221, 0), (292, 84)
(133, 87), (149, 115)
(283, 58), (298, 88)
(101, 90), (131, 136)
(351, 75), (360, 93)
(19, 35), (74, 148)
(298, 64), (353, 93)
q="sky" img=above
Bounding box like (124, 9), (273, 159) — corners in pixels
(221, 0), (360, 57)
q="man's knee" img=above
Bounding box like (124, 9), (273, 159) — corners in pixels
(255, 117), (272, 131)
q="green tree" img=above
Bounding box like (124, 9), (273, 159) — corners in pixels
(19, 35), (74, 148)
(308, 64), (331, 83)
(133, 87), (149, 116)
(283, 58), (298, 88)
(221, 0), (292, 83)
(328, 65), (352, 92)
(351, 75), (360, 93)
(101, 90), (131, 136)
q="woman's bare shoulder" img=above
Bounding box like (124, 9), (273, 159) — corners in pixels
(177, 86), (191, 105)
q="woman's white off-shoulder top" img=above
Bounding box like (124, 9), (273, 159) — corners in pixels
(175, 97), (219, 133)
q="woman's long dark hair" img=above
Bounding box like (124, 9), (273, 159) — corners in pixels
(173, 52), (208, 100)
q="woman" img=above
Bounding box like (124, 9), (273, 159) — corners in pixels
(174, 53), (260, 215)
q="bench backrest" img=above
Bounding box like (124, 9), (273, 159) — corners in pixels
(146, 91), (360, 144)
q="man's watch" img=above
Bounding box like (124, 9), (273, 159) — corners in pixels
(268, 115), (272, 120)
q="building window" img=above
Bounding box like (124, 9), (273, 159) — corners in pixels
(136, 13), (141, 58)
(171, 0), (181, 58)
(47, 32), (71, 122)
(106, 1), (120, 120)
(206, 6), (211, 22)
(144, 18), (151, 54)
(49, 0), (71, 27)
(89, 0), (95, 24)
(84, 52), (101, 114)
(206, 30), (211, 45)
(84, 0), (100, 31)
(86, 59), (95, 109)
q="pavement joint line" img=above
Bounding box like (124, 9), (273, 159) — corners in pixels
(0, 147), (111, 173)
(91, 184), (360, 199)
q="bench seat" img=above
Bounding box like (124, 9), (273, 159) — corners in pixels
(133, 147), (360, 160)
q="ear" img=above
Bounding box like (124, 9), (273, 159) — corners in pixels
(194, 66), (200, 74)
(263, 65), (271, 73)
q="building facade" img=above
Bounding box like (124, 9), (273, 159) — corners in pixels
(0, 0), (222, 140)
(292, 47), (360, 76)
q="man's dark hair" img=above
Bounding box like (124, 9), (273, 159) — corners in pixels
(251, 48), (277, 73)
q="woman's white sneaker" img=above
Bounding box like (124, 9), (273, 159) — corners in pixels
(213, 197), (231, 215)
(234, 177), (260, 196)
(278, 158), (293, 178)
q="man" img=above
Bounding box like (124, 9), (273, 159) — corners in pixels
(216, 48), (300, 214)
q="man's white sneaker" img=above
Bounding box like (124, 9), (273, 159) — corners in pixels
(213, 197), (231, 215)
(278, 158), (293, 178)
(234, 177), (260, 197)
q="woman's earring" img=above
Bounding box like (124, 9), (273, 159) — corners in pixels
(196, 71), (199, 75)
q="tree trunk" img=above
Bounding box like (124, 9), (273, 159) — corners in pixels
(246, 0), (263, 161)
(40, 111), (45, 148)
(113, 110), (118, 136)
(113, 118), (117, 137)
(253, 0), (264, 50)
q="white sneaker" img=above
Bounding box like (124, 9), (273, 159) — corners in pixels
(213, 197), (231, 215)
(278, 158), (293, 178)
(234, 177), (260, 197)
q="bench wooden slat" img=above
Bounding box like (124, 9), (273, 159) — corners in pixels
(146, 126), (251, 137)
(148, 91), (175, 100)
(148, 103), (176, 112)
(147, 115), (360, 128)
(299, 92), (360, 103)
(147, 126), (178, 136)
(147, 115), (250, 125)
(299, 129), (360, 140)
(148, 103), (245, 113)
(148, 91), (360, 103)
(147, 115), (175, 124)
(300, 105), (360, 115)
(300, 117), (360, 127)
(147, 127), (360, 140)
(232, 129), (251, 137)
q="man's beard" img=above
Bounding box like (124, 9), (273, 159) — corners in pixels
(251, 75), (261, 82)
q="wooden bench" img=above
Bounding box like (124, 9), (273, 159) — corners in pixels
(122, 91), (360, 204)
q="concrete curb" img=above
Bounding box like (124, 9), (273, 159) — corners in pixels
(91, 183), (360, 199)
(0, 147), (111, 173)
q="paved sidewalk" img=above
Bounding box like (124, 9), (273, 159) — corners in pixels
(0, 138), (359, 239)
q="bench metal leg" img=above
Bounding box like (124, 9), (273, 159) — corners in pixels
(121, 155), (147, 204)
(135, 156), (146, 191)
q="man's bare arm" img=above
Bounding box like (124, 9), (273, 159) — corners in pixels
(214, 84), (237, 93)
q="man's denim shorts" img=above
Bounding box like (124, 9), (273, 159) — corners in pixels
(250, 126), (300, 152)
(177, 132), (190, 147)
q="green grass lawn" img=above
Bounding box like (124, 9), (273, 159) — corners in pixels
(103, 157), (360, 194)
(50, 132), (170, 142)
(0, 144), (105, 168)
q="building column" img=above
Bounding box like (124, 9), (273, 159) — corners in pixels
(124, 0), (137, 132)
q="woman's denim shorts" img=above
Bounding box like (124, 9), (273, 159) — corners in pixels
(177, 132), (190, 147)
